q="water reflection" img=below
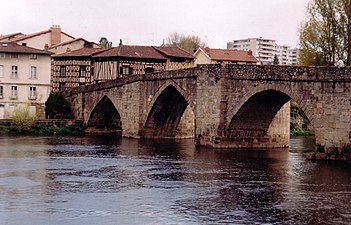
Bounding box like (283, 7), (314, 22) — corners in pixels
(0, 135), (350, 225)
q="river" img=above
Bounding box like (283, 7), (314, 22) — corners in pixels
(0, 135), (350, 225)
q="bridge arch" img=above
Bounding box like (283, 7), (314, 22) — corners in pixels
(226, 90), (290, 141)
(142, 83), (194, 138)
(86, 95), (122, 133)
(226, 84), (314, 129)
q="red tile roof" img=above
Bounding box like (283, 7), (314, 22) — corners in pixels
(94, 45), (166, 60)
(203, 48), (257, 63)
(153, 46), (194, 59)
(52, 47), (110, 58)
(0, 42), (52, 55)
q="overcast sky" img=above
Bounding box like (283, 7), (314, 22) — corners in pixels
(1, 0), (310, 48)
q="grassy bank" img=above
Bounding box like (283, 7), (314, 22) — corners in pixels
(290, 123), (315, 136)
(0, 125), (84, 136)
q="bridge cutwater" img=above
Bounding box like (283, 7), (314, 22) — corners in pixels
(65, 64), (351, 150)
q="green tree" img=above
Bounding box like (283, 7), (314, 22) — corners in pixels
(11, 103), (36, 132)
(45, 92), (73, 119)
(273, 54), (279, 65)
(165, 32), (207, 53)
(299, 0), (351, 66)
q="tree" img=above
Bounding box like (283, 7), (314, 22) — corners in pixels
(273, 54), (279, 65)
(299, 0), (351, 66)
(165, 32), (207, 53)
(99, 37), (112, 48)
(45, 92), (73, 119)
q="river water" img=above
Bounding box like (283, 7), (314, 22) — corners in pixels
(0, 135), (350, 225)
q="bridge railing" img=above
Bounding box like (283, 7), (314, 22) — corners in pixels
(64, 66), (200, 95)
(226, 64), (351, 81)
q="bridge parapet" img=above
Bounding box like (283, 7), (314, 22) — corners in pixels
(227, 65), (351, 81)
(65, 66), (205, 96)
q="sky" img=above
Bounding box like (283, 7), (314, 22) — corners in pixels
(0, 0), (310, 49)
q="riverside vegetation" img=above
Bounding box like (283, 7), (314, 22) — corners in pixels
(0, 92), (83, 136)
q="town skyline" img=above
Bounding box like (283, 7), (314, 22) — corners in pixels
(1, 0), (309, 48)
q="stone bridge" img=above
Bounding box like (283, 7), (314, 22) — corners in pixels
(65, 64), (351, 150)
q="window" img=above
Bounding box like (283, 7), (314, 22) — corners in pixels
(120, 66), (132, 75)
(145, 67), (155, 73)
(11, 86), (17, 99)
(11, 53), (18, 58)
(11, 66), (18, 78)
(30, 66), (37, 79)
(0, 53), (5, 58)
(59, 83), (65, 91)
(0, 65), (3, 78)
(60, 66), (66, 77)
(29, 86), (36, 99)
(30, 54), (37, 59)
(0, 86), (3, 98)
(80, 66), (86, 77)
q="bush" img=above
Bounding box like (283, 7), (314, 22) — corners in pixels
(11, 103), (36, 132)
(45, 92), (73, 119)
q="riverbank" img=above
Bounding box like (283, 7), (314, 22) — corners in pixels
(0, 119), (84, 136)
(305, 145), (351, 163)
(290, 127), (315, 136)
(0, 125), (84, 136)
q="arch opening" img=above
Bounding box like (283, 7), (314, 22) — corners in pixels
(86, 96), (122, 134)
(226, 90), (291, 147)
(143, 85), (194, 139)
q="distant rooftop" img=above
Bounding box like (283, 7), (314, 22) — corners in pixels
(202, 47), (257, 63)
(0, 42), (52, 55)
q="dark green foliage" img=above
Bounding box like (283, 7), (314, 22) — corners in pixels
(316, 144), (325, 153)
(45, 92), (73, 119)
(273, 54), (279, 65)
(0, 125), (84, 136)
(290, 126), (315, 136)
(31, 125), (84, 135)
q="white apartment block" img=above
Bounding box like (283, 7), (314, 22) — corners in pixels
(0, 42), (52, 119)
(227, 38), (299, 65)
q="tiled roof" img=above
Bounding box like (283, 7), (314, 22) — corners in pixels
(204, 48), (257, 63)
(153, 46), (194, 59)
(10, 29), (75, 42)
(0, 42), (52, 55)
(0, 32), (24, 41)
(52, 47), (110, 58)
(94, 45), (166, 60)
(49, 38), (97, 49)
(10, 30), (51, 42)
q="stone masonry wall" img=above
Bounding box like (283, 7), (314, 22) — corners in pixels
(65, 64), (351, 149)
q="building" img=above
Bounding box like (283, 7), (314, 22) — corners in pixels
(51, 43), (194, 91)
(193, 47), (257, 65)
(0, 42), (52, 119)
(0, 26), (101, 117)
(1, 25), (100, 54)
(227, 38), (299, 65)
(51, 47), (109, 91)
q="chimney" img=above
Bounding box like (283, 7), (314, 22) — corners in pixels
(50, 25), (61, 46)
(119, 39), (123, 47)
(44, 43), (49, 51)
(248, 50), (253, 56)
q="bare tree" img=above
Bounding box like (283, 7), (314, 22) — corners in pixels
(165, 32), (207, 53)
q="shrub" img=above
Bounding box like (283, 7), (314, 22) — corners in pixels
(10, 103), (36, 132)
(45, 92), (73, 119)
